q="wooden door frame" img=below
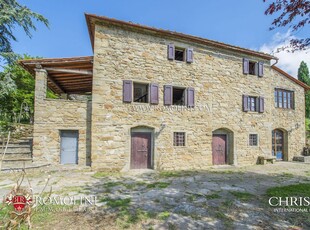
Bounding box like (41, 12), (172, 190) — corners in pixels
(212, 134), (228, 165)
(272, 129), (284, 160)
(130, 131), (153, 169)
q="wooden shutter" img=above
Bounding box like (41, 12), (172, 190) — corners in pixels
(292, 92), (295, 110)
(258, 62), (264, 77)
(243, 95), (249, 112)
(259, 97), (264, 113)
(164, 85), (173, 105)
(167, 44), (175, 60)
(186, 48), (194, 63)
(254, 62), (259, 76)
(123, 80), (132, 103)
(187, 87), (195, 107)
(243, 58), (249, 74)
(255, 97), (259, 112)
(150, 83), (159, 105)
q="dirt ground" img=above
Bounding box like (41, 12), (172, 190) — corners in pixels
(0, 162), (309, 229)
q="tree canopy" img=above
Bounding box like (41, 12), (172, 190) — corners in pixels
(0, 55), (57, 125)
(298, 61), (310, 84)
(263, 0), (310, 51)
(297, 61), (310, 118)
(0, 0), (49, 64)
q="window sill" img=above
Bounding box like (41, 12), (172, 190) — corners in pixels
(274, 107), (294, 110)
(244, 111), (263, 114)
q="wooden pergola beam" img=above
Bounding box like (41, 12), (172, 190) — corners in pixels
(45, 67), (93, 76)
(47, 76), (65, 94)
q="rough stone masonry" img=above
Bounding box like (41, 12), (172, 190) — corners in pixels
(30, 16), (306, 171)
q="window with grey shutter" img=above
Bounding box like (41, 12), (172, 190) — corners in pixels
(123, 80), (132, 103)
(243, 58), (249, 74)
(187, 87), (195, 107)
(164, 85), (173, 105)
(186, 48), (194, 63)
(255, 97), (260, 112)
(259, 97), (264, 113)
(167, 44), (175, 60)
(258, 62), (264, 77)
(150, 83), (159, 105)
(255, 63), (260, 76)
(243, 95), (249, 112)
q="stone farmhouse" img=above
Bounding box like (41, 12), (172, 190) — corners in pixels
(20, 14), (310, 171)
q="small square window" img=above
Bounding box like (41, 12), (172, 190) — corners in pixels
(175, 48), (185, 61)
(249, 134), (258, 146)
(134, 82), (149, 103)
(173, 87), (186, 106)
(174, 132), (185, 146)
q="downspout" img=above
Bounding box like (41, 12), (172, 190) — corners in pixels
(271, 58), (279, 67)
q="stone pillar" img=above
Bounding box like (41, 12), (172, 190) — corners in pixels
(32, 69), (47, 164)
(34, 69), (48, 101)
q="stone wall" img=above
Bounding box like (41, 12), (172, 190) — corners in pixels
(33, 99), (90, 165)
(33, 69), (90, 165)
(271, 69), (305, 160)
(90, 23), (306, 171)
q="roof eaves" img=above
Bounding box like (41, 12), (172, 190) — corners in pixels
(272, 66), (310, 91)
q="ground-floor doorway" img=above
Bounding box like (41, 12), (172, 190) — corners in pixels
(60, 130), (78, 164)
(272, 129), (287, 160)
(131, 131), (153, 169)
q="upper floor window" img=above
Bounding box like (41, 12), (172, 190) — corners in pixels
(175, 48), (185, 61)
(123, 80), (159, 104)
(243, 58), (264, 77)
(167, 44), (193, 63)
(173, 87), (186, 105)
(243, 95), (264, 113)
(134, 82), (149, 103)
(274, 88), (294, 109)
(164, 85), (195, 107)
(247, 96), (257, 111)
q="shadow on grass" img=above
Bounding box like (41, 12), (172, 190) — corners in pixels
(81, 164), (310, 229)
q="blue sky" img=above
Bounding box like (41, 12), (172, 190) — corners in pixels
(10, 0), (310, 77)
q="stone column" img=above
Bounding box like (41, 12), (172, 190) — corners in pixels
(32, 69), (47, 163)
(34, 69), (48, 101)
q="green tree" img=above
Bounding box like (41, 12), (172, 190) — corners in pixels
(297, 61), (310, 118)
(263, 0), (309, 51)
(298, 61), (310, 85)
(0, 55), (57, 124)
(0, 0), (49, 64)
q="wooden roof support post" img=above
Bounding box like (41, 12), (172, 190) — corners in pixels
(34, 68), (48, 101)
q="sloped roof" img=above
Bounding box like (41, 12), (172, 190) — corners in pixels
(272, 66), (310, 91)
(19, 56), (93, 94)
(85, 13), (277, 61)
(20, 14), (309, 95)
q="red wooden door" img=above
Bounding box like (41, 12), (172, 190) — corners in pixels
(131, 132), (152, 169)
(212, 134), (227, 165)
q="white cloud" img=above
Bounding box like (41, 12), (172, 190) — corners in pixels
(259, 31), (310, 78)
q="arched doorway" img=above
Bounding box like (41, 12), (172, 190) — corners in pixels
(212, 128), (234, 165)
(272, 129), (288, 160)
(130, 126), (154, 169)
